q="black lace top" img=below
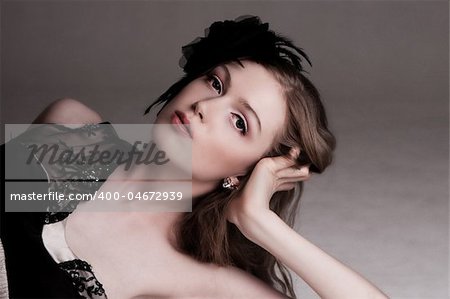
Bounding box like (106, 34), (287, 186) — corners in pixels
(1, 123), (132, 298)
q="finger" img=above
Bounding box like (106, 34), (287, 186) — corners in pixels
(275, 182), (297, 192)
(262, 148), (301, 172)
(277, 174), (311, 186)
(277, 165), (310, 179)
(276, 173), (311, 185)
(288, 147), (301, 159)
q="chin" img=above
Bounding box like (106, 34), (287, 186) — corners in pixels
(152, 124), (193, 176)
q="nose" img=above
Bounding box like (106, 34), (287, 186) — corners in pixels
(191, 96), (228, 123)
(191, 101), (205, 121)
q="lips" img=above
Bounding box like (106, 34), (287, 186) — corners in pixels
(171, 111), (192, 138)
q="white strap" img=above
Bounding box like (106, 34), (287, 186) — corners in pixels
(42, 219), (78, 263)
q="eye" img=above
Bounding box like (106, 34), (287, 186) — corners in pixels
(207, 74), (223, 94)
(231, 113), (248, 136)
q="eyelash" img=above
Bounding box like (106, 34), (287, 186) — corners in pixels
(207, 74), (223, 94)
(206, 73), (248, 136)
(231, 113), (248, 136)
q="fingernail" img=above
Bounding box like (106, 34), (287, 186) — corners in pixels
(290, 147), (300, 158)
(301, 165), (310, 174)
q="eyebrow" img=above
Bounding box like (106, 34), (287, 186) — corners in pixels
(219, 64), (262, 134)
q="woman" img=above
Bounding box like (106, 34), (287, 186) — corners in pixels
(1, 16), (388, 298)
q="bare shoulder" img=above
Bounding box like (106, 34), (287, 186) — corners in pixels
(32, 98), (102, 125)
(214, 265), (288, 298)
(132, 244), (288, 298)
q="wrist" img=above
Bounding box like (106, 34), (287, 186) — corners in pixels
(233, 207), (279, 247)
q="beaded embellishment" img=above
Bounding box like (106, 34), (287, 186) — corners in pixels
(59, 259), (107, 299)
(20, 123), (130, 224)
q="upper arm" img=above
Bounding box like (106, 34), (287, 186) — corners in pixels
(32, 98), (102, 125)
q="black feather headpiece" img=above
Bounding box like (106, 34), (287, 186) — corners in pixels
(144, 15), (311, 115)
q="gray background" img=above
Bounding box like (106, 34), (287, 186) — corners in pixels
(1, 1), (448, 298)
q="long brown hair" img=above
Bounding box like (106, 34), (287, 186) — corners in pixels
(175, 60), (336, 298)
(145, 16), (336, 298)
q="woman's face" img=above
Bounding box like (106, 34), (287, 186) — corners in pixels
(155, 60), (287, 192)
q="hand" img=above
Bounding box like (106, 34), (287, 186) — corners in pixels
(227, 148), (311, 241)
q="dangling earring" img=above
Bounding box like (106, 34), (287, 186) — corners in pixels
(222, 176), (240, 190)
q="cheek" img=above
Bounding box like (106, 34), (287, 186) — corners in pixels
(168, 82), (208, 106)
(191, 138), (257, 181)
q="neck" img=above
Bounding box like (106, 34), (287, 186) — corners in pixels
(118, 157), (220, 203)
